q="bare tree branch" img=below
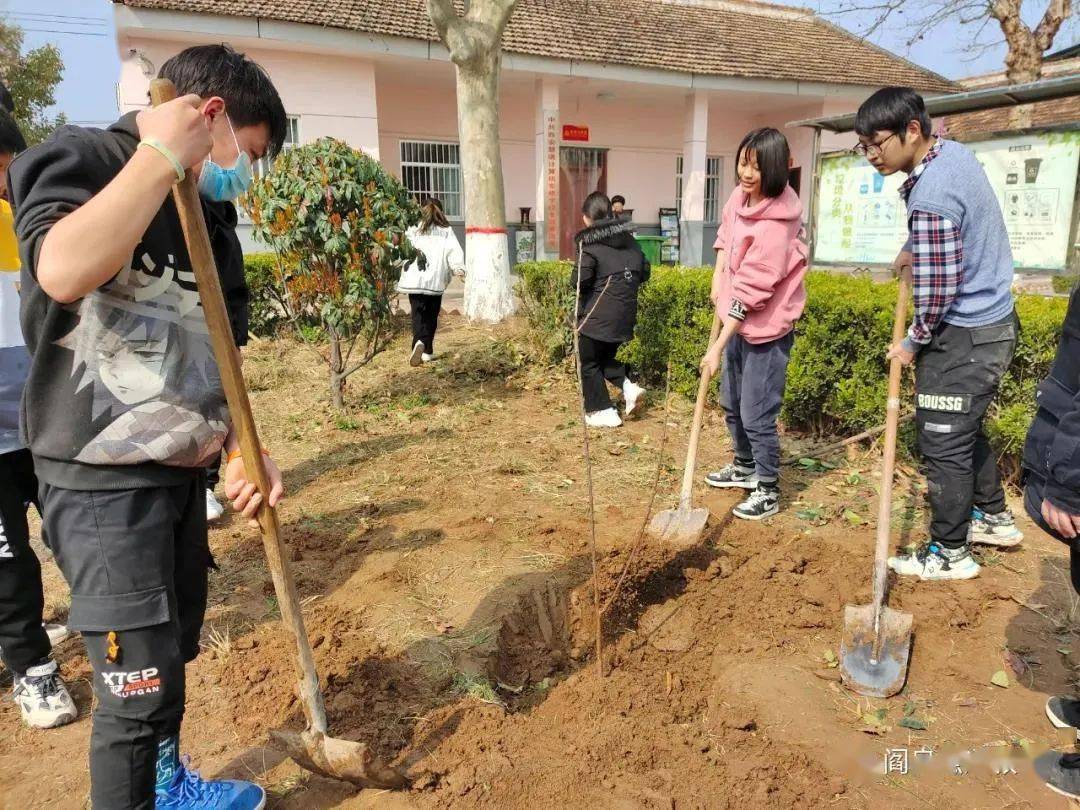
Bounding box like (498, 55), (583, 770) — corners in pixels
(427, 0), (458, 40)
(469, 0), (519, 30)
(1034, 0), (1071, 49)
(823, 0), (1070, 82)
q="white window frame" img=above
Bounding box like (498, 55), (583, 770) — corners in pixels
(676, 155), (724, 223)
(239, 115), (300, 223)
(399, 140), (464, 220)
(254, 114), (300, 177)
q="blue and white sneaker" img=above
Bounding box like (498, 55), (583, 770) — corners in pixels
(156, 758), (265, 809)
(968, 507), (1024, 548)
(888, 542), (980, 581)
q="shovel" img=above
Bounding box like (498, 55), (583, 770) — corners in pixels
(840, 268), (914, 699)
(648, 309), (728, 545)
(150, 79), (407, 788)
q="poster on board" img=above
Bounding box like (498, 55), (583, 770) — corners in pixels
(814, 131), (1080, 270)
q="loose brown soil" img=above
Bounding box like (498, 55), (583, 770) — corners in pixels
(1, 313), (1076, 809)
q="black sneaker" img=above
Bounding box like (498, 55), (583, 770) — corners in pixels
(1047, 696), (1080, 730)
(1035, 750), (1080, 799)
(705, 462), (758, 490)
(733, 485), (779, 520)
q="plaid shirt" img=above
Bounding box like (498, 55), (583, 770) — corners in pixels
(899, 138), (963, 350)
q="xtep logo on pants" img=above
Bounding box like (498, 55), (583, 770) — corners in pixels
(103, 667), (162, 698)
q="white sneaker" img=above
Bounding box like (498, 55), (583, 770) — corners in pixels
(705, 462), (759, 490)
(888, 543), (980, 581)
(13, 661), (77, 729)
(623, 380), (646, 416)
(732, 485), (780, 520)
(585, 408), (622, 428)
(409, 340), (425, 367)
(205, 489), (224, 523)
(968, 508), (1024, 547)
(43, 623), (71, 648)
(421, 353), (434, 363)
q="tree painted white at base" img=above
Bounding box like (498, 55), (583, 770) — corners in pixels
(464, 231), (516, 323)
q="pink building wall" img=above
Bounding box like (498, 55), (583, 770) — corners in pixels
(117, 36), (381, 157)
(115, 28), (877, 261)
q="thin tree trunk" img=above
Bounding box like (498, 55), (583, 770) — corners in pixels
(328, 328), (345, 410)
(457, 52), (516, 323)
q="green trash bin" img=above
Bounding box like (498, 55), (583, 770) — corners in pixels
(634, 234), (666, 266)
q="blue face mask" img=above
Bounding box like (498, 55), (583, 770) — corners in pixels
(197, 114), (253, 202)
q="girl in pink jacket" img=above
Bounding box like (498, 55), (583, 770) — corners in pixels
(700, 127), (808, 520)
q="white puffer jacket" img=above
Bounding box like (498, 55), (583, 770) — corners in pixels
(397, 224), (465, 296)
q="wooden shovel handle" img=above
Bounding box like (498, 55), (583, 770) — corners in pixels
(872, 268), (912, 619)
(149, 79), (328, 734)
(678, 308), (725, 509)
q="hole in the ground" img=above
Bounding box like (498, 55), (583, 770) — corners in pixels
(451, 541), (722, 712)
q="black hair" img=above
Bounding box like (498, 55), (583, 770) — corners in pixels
(420, 197), (449, 233)
(159, 44), (287, 158)
(611, 195), (626, 206)
(582, 191), (612, 222)
(736, 127), (790, 199)
(855, 87), (932, 142)
(0, 82), (14, 114)
(0, 108), (26, 156)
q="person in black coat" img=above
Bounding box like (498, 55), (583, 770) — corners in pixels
(1023, 282), (1080, 799)
(571, 191), (650, 428)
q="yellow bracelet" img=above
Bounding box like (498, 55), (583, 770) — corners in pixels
(138, 138), (185, 183)
(226, 447), (269, 463)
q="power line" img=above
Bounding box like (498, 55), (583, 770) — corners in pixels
(3, 12), (108, 25)
(17, 27), (110, 37)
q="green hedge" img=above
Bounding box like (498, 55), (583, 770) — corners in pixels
(515, 261), (1068, 463)
(244, 252), (288, 337)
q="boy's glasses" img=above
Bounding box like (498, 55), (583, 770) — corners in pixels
(851, 132), (898, 158)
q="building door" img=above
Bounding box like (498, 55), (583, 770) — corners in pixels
(560, 147), (608, 259)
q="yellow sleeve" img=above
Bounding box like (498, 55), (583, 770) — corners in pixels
(0, 200), (20, 274)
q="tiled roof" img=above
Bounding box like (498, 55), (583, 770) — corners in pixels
(114, 0), (956, 92)
(945, 96), (1080, 138)
(945, 58), (1080, 137)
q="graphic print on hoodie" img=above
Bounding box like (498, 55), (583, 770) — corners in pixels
(713, 185), (808, 344)
(54, 248), (226, 467)
(9, 115), (228, 489)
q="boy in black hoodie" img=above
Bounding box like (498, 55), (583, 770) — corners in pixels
(10, 45), (286, 810)
(571, 191), (650, 428)
(1022, 281), (1080, 799)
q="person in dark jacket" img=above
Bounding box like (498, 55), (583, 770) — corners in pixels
(571, 191), (649, 428)
(1022, 282), (1080, 799)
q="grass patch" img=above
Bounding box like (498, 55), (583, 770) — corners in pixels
(264, 596), (281, 619)
(452, 671), (505, 706)
(335, 414), (361, 431)
(1052, 274), (1077, 295)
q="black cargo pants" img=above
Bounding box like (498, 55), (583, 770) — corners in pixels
(0, 448), (51, 675)
(39, 473), (211, 810)
(914, 312), (1017, 547)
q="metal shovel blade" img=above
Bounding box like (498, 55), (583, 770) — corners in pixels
(839, 603), (913, 698)
(647, 505), (709, 546)
(270, 728), (409, 789)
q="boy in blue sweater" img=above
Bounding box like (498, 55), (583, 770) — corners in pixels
(854, 87), (1019, 582)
